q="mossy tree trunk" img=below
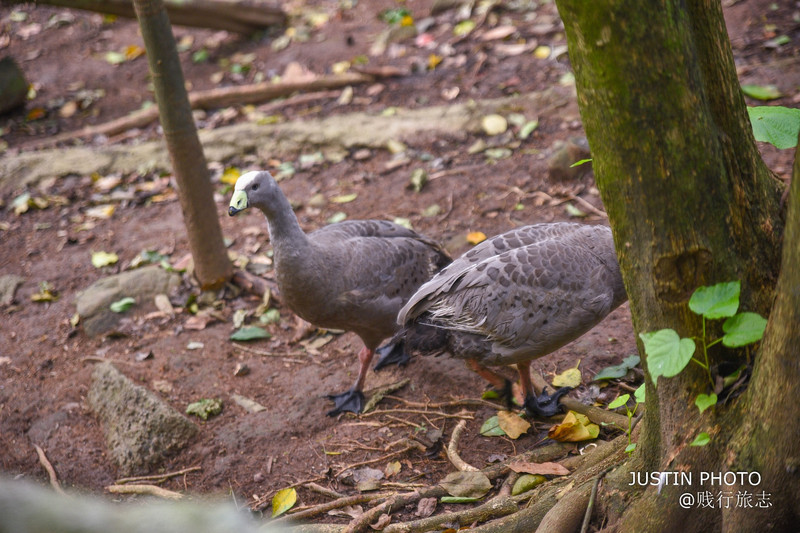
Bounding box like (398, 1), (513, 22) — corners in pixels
(133, 0), (232, 289)
(554, 0), (797, 530)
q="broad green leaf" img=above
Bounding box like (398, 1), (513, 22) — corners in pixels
(625, 443), (637, 453)
(271, 487), (297, 517)
(479, 415), (506, 437)
(608, 394), (630, 410)
(593, 354), (640, 380)
(722, 365), (746, 389)
(741, 84), (782, 101)
(639, 329), (696, 386)
(186, 398), (223, 420)
(695, 393), (717, 414)
(229, 326), (271, 341)
(110, 297), (136, 313)
(690, 432), (710, 447)
(748, 106), (800, 149)
(634, 383), (646, 404)
(439, 471), (492, 499)
(91, 251), (118, 268)
(722, 312), (768, 347)
(497, 410), (531, 439)
(688, 281), (740, 319)
(511, 474), (547, 495)
(480, 389), (500, 400)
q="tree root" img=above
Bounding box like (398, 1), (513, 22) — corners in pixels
(105, 483), (184, 500)
(446, 420), (479, 472)
(33, 444), (65, 496)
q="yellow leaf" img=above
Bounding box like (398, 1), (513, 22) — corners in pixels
(552, 360), (582, 388)
(385, 460), (402, 478)
(125, 44), (145, 60)
(547, 411), (599, 442)
(85, 204), (115, 219)
(497, 410), (531, 439)
(533, 45), (551, 59)
(330, 193), (358, 204)
(271, 487), (297, 517)
(221, 167), (241, 185)
(400, 14), (415, 27)
(428, 53), (443, 70)
(331, 60), (351, 74)
(467, 231), (487, 245)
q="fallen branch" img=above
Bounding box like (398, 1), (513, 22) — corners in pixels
(34, 445), (66, 496)
(359, 408), (472, 420)
(115, 466), (201, 485)
(446, 420), (478, 472)
(333, 440), (426, 478)
(274, 492), (391, 524)
(20, 72), (395, 151)
(13, 0), (286, 33)
(385, 395), (503, 411)
(105, 483), (184, 500)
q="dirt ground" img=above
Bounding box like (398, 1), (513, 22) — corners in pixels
(0, 0), (797, 526)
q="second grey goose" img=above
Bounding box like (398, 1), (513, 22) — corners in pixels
(396, 222), (627, 416)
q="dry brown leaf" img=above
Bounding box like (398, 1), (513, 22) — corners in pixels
(416, 497), (437, 517)
(508, 460), (570, 476)
(497, 410), (531, 439)
(185, 314), (215, 330)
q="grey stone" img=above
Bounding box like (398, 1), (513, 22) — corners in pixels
(75, 265), (180, 337)
(0, 274), (24, 306)
(87, 362), (198, 475)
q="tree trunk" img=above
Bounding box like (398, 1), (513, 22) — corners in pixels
(554, 0), (793, 530)
(133, 0), (232, 289)
(20, 0), (286, 34)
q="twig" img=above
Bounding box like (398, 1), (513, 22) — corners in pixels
(34, 445), (65, 495)
(105, 484), (183, 500)
(567, 193), (608, 218)
(333, 441), (426, 478)
(580, 466), (614, 533)
(428, 165), (484, 181)
(360, 408), (473, 420)
(446, 420), (478, 472)
(305, 482), (345, 500)
(385, 395), (502, 411)
(231, 342), (308, 359)
(275, 492), (391, 524)
(115, 466), (201, 485)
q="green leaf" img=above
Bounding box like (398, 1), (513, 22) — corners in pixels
(104, 51), (126, 65)
(327, 211), (347, 224)
(186, 398), (223, 420)
(634, 383), (646, 404)
(690, 432), (711, 447)
(440, 496), (481, 504)
(479, 415), (506, 437)
(570, 158), (593, 168)
(722, 312), (768, 347)
(519, 120), (539, 139)
(110, 297), (136, 313)
(741, 84), (782, 101)
(593, 354), (640, 380)
(453, 19), (476, 36)
(564, 203), (587, 218)
(695, 393), (717, 414)
(511, 474), (547, 495)
(639, 329), (696, 386)
(608, 394), (630, 410)
(229, 326), (271, 341)
(91, 251), (119, 268)
(271, 487), (297, 518)
(625, 443), (637, 453)
(748, 106), (800, 149)
(688, 281), (740, 319)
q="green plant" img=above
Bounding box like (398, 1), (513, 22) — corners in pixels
(608, 383), (645, 454)
(639, 281), (767, 417)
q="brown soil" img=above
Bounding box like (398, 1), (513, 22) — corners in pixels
(0, 0), (797, 524)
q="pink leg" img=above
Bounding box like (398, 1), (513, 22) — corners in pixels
(353, 345), (375, 391)
(466, 359), (508, 390)
(517, 361), (533, 399)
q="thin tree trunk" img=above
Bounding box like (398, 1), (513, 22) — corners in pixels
(554, 0), (789, 530)
(133, 0), (232, 289)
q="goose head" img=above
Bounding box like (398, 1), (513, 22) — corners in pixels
(228, 170), (281, 216)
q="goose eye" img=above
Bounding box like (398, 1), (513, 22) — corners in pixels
(252, 183), (260, 191)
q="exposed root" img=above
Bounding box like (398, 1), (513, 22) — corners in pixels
(105, 483), (183, 500)
(446, 420), (479, 472)
(34, 444), (65, 496)
(115, 466), (201, 485)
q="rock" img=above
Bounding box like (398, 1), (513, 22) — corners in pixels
(547, 136), (592, 182)
(75, 266), (181, 337)
(0, 274), (24, 306)
(87, 363), (198, 475)
(0, 57), (28, 115)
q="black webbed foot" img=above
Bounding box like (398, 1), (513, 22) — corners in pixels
(524, 387), (572, 418)
(326, 388), (365, 416)
(373, 340), (410, 370)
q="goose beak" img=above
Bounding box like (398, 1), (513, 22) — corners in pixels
(229, 190), (249, 216)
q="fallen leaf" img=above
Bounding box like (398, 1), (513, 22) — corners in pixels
(552, 360), (582, 388)
(331, 193), (358, 203)
(453, 20), (476, 36)
(31, 282), (58, 303)
(416, 497), (437, 517)
(220, 167), (241, 184)
(91, 251), (119, 268)
(59, 100), (78, 118)
(231, 393), (266, 413)
(481, 114), (508, 135)
(440, 496), (480, 503)
(230, 326), (271, 341)
(272, 487), (297, 517)
(593, 354), (640, 381)
(154, 294), (174, 316)
(547, 411), (599, 442)
(327, 211), (347, 224)
(439, 470), (492, 498)
(480, 414), (506, 437)
(186, 398), (223, 420)
(384, 461), (402, 478)
(508, 460), (570, 476)
(327, 505), (363, 519)
(480, 25), (517, 41)
(186, 342), (204, 350)
(370, 513), (391, 530)
(497, 410), (531, 439)
(124, 44), (145, 60)
(533, 45), (551, 59)
(428, 53), (443, 70)
(512, 474), (547, 495)
(109, 297), (135, 313)
(185, 314), (215, 330)
(741, 84), (782, 101)
(85, 204), (115, 219)
(467, 231), (487, 245)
